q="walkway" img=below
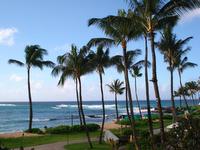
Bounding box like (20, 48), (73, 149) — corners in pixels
(14, 138), (97, 150)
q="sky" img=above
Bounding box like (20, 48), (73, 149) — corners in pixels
(0, 0), (199, 102)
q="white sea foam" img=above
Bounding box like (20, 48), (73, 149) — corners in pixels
(33, 118), (50, 122)
(52, 104), (116, 110)
(0, 104), (16, 107)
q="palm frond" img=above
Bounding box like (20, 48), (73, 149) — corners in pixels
(87, 38), (115, 48)
(8, 59), (25, 67)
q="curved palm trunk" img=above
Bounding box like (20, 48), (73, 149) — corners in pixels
(149, 30), (165, 144)
(144, 36), (154, 138)
(134, 76), (142, 119)
(99, 72), (105, 144)
(178, 69), (189, 110)
(114, 93), (119, 121)
(180, 96), (182, 108)
(169, 63), (177, 123)
(75, 78), (82, 125)
(78, 77), (93, 148)
(122, 41), (140, 150)
(27, 68), (33, 131)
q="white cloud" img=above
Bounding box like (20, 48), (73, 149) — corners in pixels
(0, 28), (18, 46)
(9, 74), (24, 82)
(180, 8), (200, 23)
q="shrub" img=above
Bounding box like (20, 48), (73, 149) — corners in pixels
(163, 115), (173, 120)
(46, 124), (100, 134)
(86, 124), (100, 131)
(70, 125), (83, 132)
(25, 128), (44, 134)
(46, 125), (70, 134)
(165, 116), (200, 150)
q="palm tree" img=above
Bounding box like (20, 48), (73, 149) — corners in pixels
(174, 90), (182, 107)
(176, 56), (197, 109)
(157, 24), (179, 123)
(88, 12), (142, 149)
(52, 45), (93, 148)
(130, 66), (143, 119)
(126, 0), (200, 143)
(8, 45), (54, 131)
(185, 81), (198, 105)
(89, 45), (110, 144)
(52, 45), (83, 126)
(107, 79), (125, 121)
(111, 50), (142, 116)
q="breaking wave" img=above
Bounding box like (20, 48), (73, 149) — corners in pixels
(0, 104), (16, 107)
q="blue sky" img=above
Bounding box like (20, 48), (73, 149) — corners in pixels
(0, 0), (199, 102)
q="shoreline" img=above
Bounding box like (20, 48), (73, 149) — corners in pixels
(0, 121), (121, 138)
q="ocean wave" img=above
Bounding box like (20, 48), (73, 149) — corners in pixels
(52, 104), (116, 110)
(0, 104), (16, 107)
(33, 118), (50, 122)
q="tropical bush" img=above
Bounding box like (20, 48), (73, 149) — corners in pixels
(25, 128), (44, 134)
(165, 116), (200, 150)
(46, 125), (71, 134)
(46, 124), (100, 134)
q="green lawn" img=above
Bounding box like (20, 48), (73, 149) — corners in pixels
(64, 142), (111, 150)
(0, 131), (99, 149)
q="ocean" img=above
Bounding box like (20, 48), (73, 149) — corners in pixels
(0, 100), (197, 133)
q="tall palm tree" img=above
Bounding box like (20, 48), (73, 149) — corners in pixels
(52, 45), (83, 126)
(8, 45), (54, 131)
(52, 45), (93, 148)
(126, 0), (200, 143)
(127, 7), (154, 140)
(157, 24), (179, 123)
(88, 12), (142, 149)
(111, 50), (142, 121)
(107, 79), (125, 121)
(176, 56), (197, 110)
(89, 45), (110, 144)
(130, 66), (143, 119)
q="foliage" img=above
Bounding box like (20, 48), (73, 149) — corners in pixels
(64, 142), (110, 150)
(46, 124), (100, 134)
(45, 125), (71, 134)
(165, 116), (200, 150)
(25, 128), (44, 134)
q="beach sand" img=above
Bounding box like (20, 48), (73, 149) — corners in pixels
(104, 121), (127, 130)
(0, 132), (40, 138)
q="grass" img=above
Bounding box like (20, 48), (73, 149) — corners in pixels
(0, 131), (99, 149)
(64, 142), (111, 150)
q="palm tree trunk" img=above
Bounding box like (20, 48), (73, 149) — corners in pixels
(178, 69), (189, 110)
(78, 76), (93, 148)
(144, 36), (154, 138)
(170, 63), (177, 123)
(180, 96), (182, 108)
(75, 78), (82, 125)
(114, 92), (119, 121)
(27, 68), (33, 131)
(124, 74), (130, 123)
(134, 76), (142, 119)
(122, 40), (140, 150)
(149, 30), (165, 144)
(99, 72), (105, 144)
(191, 94), (195, 106)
